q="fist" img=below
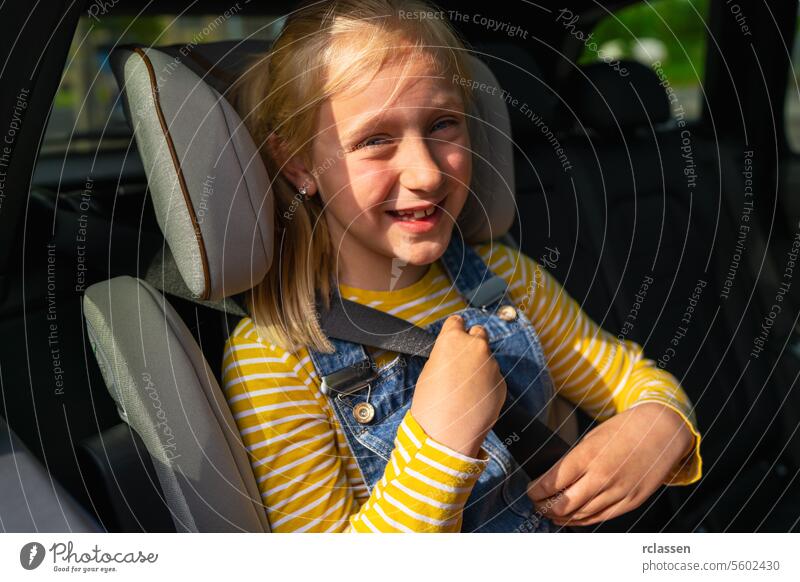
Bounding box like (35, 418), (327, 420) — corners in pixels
(410, 314), (507, 457)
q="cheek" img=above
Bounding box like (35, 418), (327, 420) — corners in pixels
(321, 160), (394, 220)
(441, 146), (472, 202)
(449, 150), (472, 186)
(434, 135), (471, 182)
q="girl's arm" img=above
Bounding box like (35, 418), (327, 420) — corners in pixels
(345, 410), (489, 532)
(222, 326), (488, 532)
(477, 243), (701, 486)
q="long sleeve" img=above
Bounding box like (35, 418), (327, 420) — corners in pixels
(346, 410), (489, 532)
(478, 243), (702, 486)
(222, 327), (489, 532)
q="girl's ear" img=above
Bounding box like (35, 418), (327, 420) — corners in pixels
(266, 134), (318, 196)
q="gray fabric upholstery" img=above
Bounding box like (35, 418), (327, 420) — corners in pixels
(0, 417), (102, 532)
(145, 246), (246, 317)
(461, 56), (516, 242)
(118, 47), (274, 302)
(83, 277), (270, 532)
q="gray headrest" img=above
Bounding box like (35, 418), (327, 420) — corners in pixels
(111, 45), (274, 302)
(112, 41), (516, 300)
(566, 60), (672, 134)
(461, 55), (516, 242)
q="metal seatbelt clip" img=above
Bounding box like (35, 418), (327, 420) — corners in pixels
(320, 363), (379, 396)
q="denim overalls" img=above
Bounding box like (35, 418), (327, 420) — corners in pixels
(308, 235), (557, 532)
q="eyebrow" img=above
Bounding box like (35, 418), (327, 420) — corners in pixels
(340, 93), (465, 145)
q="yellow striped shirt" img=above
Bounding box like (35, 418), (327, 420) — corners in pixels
(222, 242), (702, 532)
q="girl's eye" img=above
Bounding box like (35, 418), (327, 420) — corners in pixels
(352, 135), (393, 151)
(431, 118), (459, 132)
(349, 120), (460, 152)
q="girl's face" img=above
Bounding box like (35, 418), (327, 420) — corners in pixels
(301, 58), (472, 287)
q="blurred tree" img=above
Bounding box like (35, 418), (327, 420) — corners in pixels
(580, 0), (709, 87)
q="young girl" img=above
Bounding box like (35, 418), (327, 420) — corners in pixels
(224, 0), (701, 532)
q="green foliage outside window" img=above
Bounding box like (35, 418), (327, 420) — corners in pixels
(579, 0), (709, 87)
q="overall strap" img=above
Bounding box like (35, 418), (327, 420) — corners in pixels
(438, 233), (509, 309)
(307, 335), (374, 396)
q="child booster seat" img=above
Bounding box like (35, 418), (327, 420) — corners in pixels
(82, 39), (575, 532)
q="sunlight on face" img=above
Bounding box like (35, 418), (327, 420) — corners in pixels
(310, 57), (472, 288)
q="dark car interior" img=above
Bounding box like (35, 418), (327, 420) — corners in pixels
(1, 0), (799, 532)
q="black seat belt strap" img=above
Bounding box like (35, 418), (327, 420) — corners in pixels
(319, 297), (436, 359)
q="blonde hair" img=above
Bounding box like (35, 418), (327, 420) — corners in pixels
(233, 0), (475, 353)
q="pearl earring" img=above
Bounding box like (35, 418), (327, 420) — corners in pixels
(298, 183), (308, 196)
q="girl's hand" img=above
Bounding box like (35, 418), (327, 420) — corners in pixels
(410, 314), (507, 458)
(527, 402), (695, 526)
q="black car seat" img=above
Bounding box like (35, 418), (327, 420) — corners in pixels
(552, 60), (800, 531)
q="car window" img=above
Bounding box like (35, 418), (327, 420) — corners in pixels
(577, 0), (708, 123)
(42, 14), (284, 156)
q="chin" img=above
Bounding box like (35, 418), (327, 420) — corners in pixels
(389, 237), (450, 266)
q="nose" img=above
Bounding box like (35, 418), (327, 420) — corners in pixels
(397, 135), (445, 193)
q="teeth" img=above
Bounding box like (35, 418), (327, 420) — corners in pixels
(395, 206), (436, 220)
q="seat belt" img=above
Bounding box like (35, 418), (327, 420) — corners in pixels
(316, 287), (572, 480)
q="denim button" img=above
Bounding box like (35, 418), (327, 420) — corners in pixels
(497, 305), (517, 321)
(353, 402), (375, 424)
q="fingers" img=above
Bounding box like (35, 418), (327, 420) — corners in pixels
(555, 495), (633, 527)
(442, 315), (489, 342)
(468, 324), (488, 340)
(544, 480), (624, 524)
(561, 487), (627, 523)
(537, 474), (606, 520)
(527, 449), (585, 502)
(441, 314), (465, 333)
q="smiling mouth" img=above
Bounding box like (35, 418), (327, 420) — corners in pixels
(388, 206), (437, 220)
(386, 196), (447, 221)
